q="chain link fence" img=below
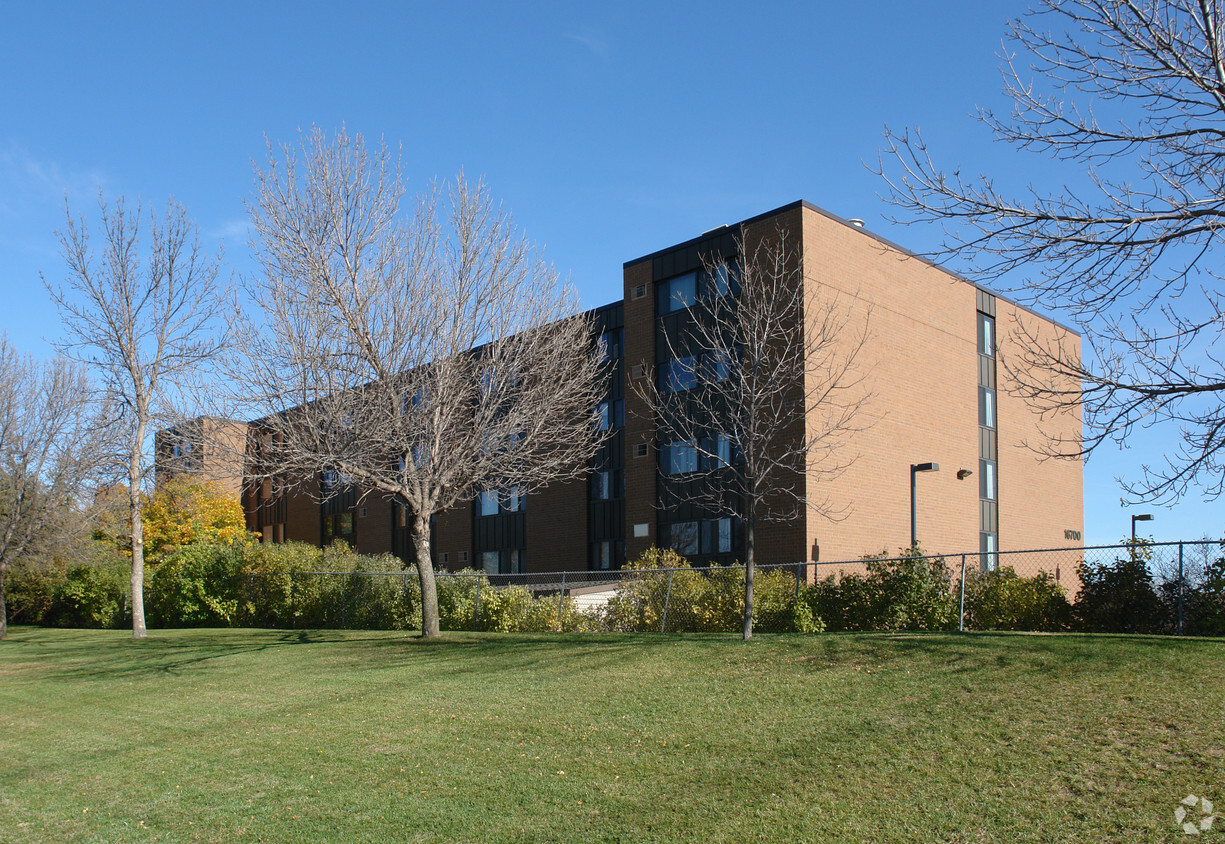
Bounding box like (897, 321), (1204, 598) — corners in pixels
(220, 540), (1223, 635)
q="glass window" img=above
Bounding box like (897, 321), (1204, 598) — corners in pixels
(661, 357), (698, 393)
(597, 329), (623, 361)
(476, 490), (500, 517)
(978, 312), (995, 357)
(591, 470), (622, 500)
(669, 521), (699, 555)
(700, 433), (733, 470)
(980, 532), (998, 572)
(980, 459), (997, 501)
(657, 272), (698, 313)
(979, 386), (996, 429)
(704, 262), (736, 298)
(502, 488), (524, 512)
(663, 441), (698, 475)
(481, 551), (499, 574)
(596, 399), (624, 431)
(703, 350), (732, 383)
(701, 518), (733, 554)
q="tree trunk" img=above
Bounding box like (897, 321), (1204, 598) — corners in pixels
(129, 437), (147, 639)
(743, 510), (755, 641)
(413, 512), (440, 638)
(0, 564), (7, 640)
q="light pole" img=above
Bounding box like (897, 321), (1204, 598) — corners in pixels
(910, 462), (939, 549)
(1131, 513), (1153, 544)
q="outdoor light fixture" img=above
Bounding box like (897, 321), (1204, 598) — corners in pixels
(956, 468), (973, 480)
(1131, 513), (1153, 544)
(910, 462), (940, 548)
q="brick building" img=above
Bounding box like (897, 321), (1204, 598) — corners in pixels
(159, 201), (1083, 573)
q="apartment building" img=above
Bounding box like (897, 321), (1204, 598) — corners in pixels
(159, 201), (1083, 572)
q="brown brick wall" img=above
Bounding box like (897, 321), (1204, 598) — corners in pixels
(431, 502), (472, 570)
(355, 497), (394, 557)
(798, 206), (1002, 562)
(284, 481), (321, 547)
(996, 302), (1084, 551)
(525, 478), (588, 571)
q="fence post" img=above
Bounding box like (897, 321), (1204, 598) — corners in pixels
(958, 555), (967, 633)
(249, 574), (255, 625)
(661, 569), (674, 634)
(341, 573), (347, 630)
(1178, 541), (1185, 636)
(472, 577), (481, 631)
(291, 571), (296, 630)
(557, 572), (567, 630)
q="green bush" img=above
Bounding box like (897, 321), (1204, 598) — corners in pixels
(602, 548), (820, 633)
(46, 563), (128, 629)
(805, 548), (957, 632)
(962, 568), (1072, 631)
(146, 542), (244, 627)
(1073, 548), (1163, 634)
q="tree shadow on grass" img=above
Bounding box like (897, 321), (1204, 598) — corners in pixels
(3, 626), (1221, 684)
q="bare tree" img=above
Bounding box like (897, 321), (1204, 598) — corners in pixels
(0, 338), (105, 639)
(46, 197), (226, 638)
(879, 0), (1225, 503)
(235, 128), (605, 638)
(636, 229), (871, 640)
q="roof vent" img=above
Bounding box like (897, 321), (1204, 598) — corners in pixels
(701, 224), (729, 235)
(848, 218), (866, 228)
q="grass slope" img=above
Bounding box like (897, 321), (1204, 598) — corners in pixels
(0, 628), (1221, 843)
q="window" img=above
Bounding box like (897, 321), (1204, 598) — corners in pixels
(322, 512), (355, 546)
(978, 312), (995, 357)
(476, 490), (500, 517)
(980, 532), (998, 572)
(703, 349), (732, 383)
(663, 440), (698, 475)
(502, 488), (524, 512)
(703, 262), (737, 298)
(660, 356), (698, 393)
(669, 521), (699, 555)
(700, 518), (733, 554)
(657, 272), (698, 313)
(979, 386), (996, 429)
(633, 442), (650, 459)
(597, 329), (623, 361)
(980, 459), (997, 501)
(481, 551), (499, 574)
(596, 399), (624, 430)
(632, 284), (647, 300)
(477, 488), (524, 515)
(700, 433), (733, 470)
(593, 540), (613, 570)
(591, 469), (623, 500)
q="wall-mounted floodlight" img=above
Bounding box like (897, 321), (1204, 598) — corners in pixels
(956, 468), (973, 480)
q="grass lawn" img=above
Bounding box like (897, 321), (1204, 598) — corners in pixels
(0, 628), (1222, 843)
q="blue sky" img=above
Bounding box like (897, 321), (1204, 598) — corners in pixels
(0, 1), (1218, 545)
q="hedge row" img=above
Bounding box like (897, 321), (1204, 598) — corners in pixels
(7, 540), (1223, 635)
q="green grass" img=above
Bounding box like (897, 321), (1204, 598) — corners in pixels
(0, 628), (1222, 843)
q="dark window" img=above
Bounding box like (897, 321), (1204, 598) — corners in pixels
(597, 399), (624, 430)
(700, 518), (733, 554)
(590, 469), (623, 500)
(657, 272), (698, 314)
(980, 532), (998, 572)
(663, 440), (698, 475)
(980, 459), (997, 501)
(699, 433), (733, 470)
(669, 521), (699, 555)
(660, 356), (698, 393)
(598, 329), (624, 361)
(979, 386), (996, 429)
(978, 312), (995, 357)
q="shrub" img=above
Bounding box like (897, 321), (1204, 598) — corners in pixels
(1073, 548), (1164, 634)
(805, 548), (957, 632)
(962, 568), (1072, 631)
(45, 563), (128, 629)
(146, 542), (244, 627)
(602, 548), (820, 633)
